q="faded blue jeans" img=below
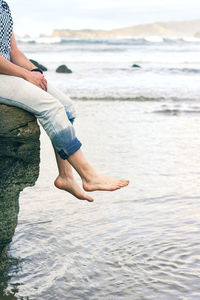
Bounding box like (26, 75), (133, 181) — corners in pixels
(0, 74), (82, 159)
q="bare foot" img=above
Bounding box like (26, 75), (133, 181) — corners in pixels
(82, 173), (129, 192)
(54, 176), (94, 202)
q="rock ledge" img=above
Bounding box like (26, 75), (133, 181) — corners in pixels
(0, 104), (40, 273)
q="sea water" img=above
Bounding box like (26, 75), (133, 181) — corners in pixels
(1, 37), (200, 299)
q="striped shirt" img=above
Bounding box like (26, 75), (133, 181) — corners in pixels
(0, 0), (13, 61)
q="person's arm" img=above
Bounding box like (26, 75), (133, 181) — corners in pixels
(10, 33), (36, 70)
(0, 33), (47, 91)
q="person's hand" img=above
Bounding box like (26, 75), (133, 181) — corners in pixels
(25, 70), (47, 91)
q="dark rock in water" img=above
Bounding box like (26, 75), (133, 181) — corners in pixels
(30, 59), (48, 71)
(56, 65), (72, 73)
(132, 64), (141, 68)
(0, 104), (40, 273)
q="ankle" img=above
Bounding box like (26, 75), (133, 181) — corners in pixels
(78, 164), (97, 180)
(81, 170), (100, 183)
(58, 171), (73, 180)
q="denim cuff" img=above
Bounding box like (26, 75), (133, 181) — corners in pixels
(58, 138), (82, 160)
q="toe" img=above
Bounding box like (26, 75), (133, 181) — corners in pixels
(83, 194), (94, 202)
(120, 180), (129, 186)
(87, 197), (94, 202)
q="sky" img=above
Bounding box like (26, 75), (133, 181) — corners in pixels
(7, 0), (200, 37)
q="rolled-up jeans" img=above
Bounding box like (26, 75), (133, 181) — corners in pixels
(0, 74), (82, 159)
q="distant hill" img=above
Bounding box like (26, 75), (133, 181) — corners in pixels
(51, 20), (200, 38)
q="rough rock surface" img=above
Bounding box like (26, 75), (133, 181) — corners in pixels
(0, 104), (40, 273)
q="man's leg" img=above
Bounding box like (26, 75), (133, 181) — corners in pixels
(67, 149), (129, 192)
(47, 83), (76, 123)
(0, 75), (81, 159)
(46, 84), (129, 192)
(0, 75), (129, 199)
(53, 147), (94, 202)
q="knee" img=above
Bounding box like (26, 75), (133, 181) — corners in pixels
(36, 98), (65, 120)
(64, 105), (77, 124)
(66, 111), (75, 124)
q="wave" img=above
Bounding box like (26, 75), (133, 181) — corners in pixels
(17, 37), (62, 44)
(163, 37), (200, 44)
(16, 37), (149, 46)
(17, 39), (36, 44)
(71, 96), (199, 102)
(94, 66), (200, 75)
(153, 109), (200, 115)
(116, 66), (200, 74)
(16, 36), (200, 46)
(168, 67), (200, 74)
(59, 38), (148, 45)
(72, 96), (164, 101)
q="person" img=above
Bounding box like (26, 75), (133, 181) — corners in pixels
(0, 0), (129, 202)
